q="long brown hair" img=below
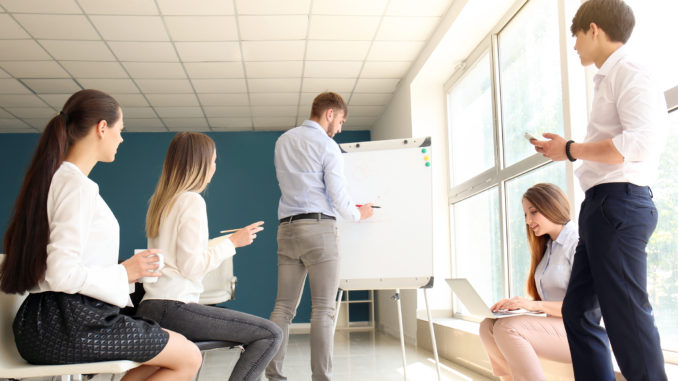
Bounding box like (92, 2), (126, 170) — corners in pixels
(1, 89), (121, 293)
(523, 183), (571, 300)
(146, 132), (216, 238)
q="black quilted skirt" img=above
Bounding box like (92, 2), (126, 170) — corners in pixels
(13, 292), (169, 365)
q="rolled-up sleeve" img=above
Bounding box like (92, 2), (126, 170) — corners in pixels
(612, 68), (669, 162)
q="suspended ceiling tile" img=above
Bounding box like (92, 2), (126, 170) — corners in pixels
(164, 16), (238, 41)
(361, 61), (411, 78)
(238, 16), (308, 40)
(145, 93), (199, 107)
(353, 78), (400, 93)
(3, 107), (55, 118)
(122, 107), (156, 118)
(136, 79), (193, 93)
(23, 118), (51, 130)
(302, 78), (356, 93)
(376, 17), (439, 41)
(0, 61), (69, 78)
(308, 16), (380, 40)
(123, 62), (186, 79)
(346, 105), (384, 117)
(14, 14), (99, 40)
(78, 0), (159, 15)
(304, 61), (362, 78)
(386, 0), (451, 17)
(191, 78), (247, 93)
(40, 40), (116, 61)
(348, 93), (392, 106)
(367, 41), (425, 61)
(123, 118), (166, 131)
(61, 61), (129, 78)
(202, 106), (251, 117)
(0, 14), (30, 38)
(0, 118), (32, 130)
(108, 42), (179, 62)
(78, 78), (138, 93)
(184, 62), (244, 79)
(250, 92), (298, 106)
(109, 93), (149, 107)
(0, 109), (11, 118)
(241, 41), (305, 61)
(251, 105), (297, 117)
(235, 0), (310, 15)
(0, 0), (82, 14)
(245, 61), (303, 78)
(0, 94), (46, 108)
(0, 68), (8, 78)
(175, 42), (241, 62)
(154, 106), (204, 118)
(163, 117), (208, 131)
(252, 116), (296, 130)
(22, 78), (81, 94)
(0, 40), (51, 61)
(248, 78), (301, 93)
(156, 0), (234, 16)
(198, 93), (250, 107)
(305, 41), (370, 61)
(90, 16), (169, 41)
(209, 117), (253, 130)
(311, 0), (387, 16)
(37, 94), (71, 108)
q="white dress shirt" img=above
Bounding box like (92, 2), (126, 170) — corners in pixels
(575, 45), (669, 191)
(142, 191), (235, 304)
(534, 221), (579, 301)
(33, 161), (131, 308)
(275, 120), (360, 221)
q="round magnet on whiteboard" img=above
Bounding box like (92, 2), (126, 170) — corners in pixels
(425, 162), (431, 167)
(421, 148), (427, 153)
(424, 155), (429, 161)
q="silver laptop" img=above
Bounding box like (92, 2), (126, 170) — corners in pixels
(445, 278), (545, 319)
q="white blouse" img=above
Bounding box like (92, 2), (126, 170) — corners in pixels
(33, 161), (131, 308)
(142, 191), (236, 304)
(534, 221), (579, 301)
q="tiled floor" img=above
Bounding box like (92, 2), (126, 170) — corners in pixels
(271, 331), (493, 381)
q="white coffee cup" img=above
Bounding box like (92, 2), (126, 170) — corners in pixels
(135, 249), (164, 283)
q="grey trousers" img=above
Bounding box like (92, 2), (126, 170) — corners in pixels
(265, 219), (340, 381)
(137, 300), (282, 381)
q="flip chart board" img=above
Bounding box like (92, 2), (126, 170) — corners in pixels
(337, 137), (433, 291)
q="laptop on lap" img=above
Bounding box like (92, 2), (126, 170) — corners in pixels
(445, 278), (545, 319)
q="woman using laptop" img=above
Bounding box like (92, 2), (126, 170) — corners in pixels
(479, 183), (578, 381)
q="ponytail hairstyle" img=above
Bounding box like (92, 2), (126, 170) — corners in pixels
(1, 89), (121, 293)
(522, 183), (571, 301)
(146, 132), (216, 238)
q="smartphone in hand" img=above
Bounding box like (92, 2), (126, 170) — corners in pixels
(524, 132), (538, 141)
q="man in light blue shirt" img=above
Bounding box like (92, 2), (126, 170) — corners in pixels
(266, 92), (373, 381)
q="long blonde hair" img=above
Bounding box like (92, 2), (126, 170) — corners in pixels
(523, 183), (571, 300)
(146, 132), (216, 238)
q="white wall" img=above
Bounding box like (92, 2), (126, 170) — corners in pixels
(372, 0), (524, 343)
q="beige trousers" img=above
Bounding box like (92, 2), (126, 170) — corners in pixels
(479, 315), (572, 381)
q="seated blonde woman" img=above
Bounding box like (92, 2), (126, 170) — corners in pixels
(479, 183), (578, 381)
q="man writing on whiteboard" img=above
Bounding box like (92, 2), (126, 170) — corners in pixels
(266, 92), (374, 381)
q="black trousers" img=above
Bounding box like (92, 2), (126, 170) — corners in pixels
(562, 182), (666, 381)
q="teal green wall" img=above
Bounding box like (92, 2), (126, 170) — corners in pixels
(0, 130), (370, 322)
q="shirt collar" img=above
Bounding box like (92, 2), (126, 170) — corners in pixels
(553, 220), (576, 246)
(593, 45), (627, 87)
(301, 119), (325, 132)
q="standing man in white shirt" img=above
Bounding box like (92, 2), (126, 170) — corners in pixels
(530, 1), (668, 380)
(265, 92), (374, 381)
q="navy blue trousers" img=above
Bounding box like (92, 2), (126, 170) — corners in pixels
(562, 183), (666, 381)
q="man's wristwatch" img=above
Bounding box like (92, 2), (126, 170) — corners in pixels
(565, 140), (576, 162)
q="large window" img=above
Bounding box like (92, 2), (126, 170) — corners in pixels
(446, 0), (678, 360)
(447, 0), (566, 310)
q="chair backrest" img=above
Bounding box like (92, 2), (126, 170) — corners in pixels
(199, 256), (237, 305)
(0, 254), (30, 369)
